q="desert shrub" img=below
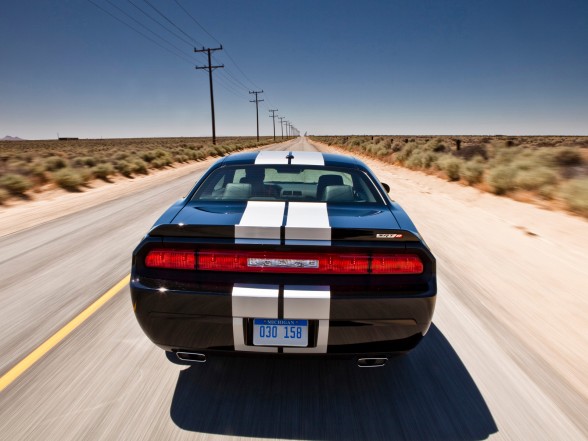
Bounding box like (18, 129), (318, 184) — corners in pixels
(0, 188), (10, 204)
(151, 157), (170, 169)
(424, 137), (447, 153)
(6, 159), (30, 174)
(438, 156), (463, 181)
(395, 142), (418, 163)
(72, 156), (97, 167)
(0, 173), (32, 195)
(560, 178), (588, 216)
(488, 165), (518, 194)
(390, 141), (404, 152)
(454, 144), (488, 160)
(52, 168), (84, 191)
(114, 160), (133, 177)
(114, 152), (129, 161)
(462, 162), (485, 185)
(29, 161), (47, 179)
(193, 150), (207, 161)
(213, 146), (227, 156)
(547, 147), (582, 166)
(91, 163), (116, 180)
(538, 185), (556, 200)
(131, 159), (149, 175)
(154, 149), (168, 158)
(514, 168), (558, 190)
(406, 151), (438, 169)
(511, 159), (538, 171)
(44, 156), (67, 171)
(140, 151), (157, 162)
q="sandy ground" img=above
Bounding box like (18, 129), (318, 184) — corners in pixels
(1, 138), (587, 438)
(0, 157), (222, 238)
(2, 139), (587, 401)
(310, 139), (588, 405)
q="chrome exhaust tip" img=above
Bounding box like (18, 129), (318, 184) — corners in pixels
(357, 357), (388, 367)
(176, 352), (206, 363)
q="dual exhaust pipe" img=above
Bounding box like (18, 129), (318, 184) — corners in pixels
(357, 357), (388, 367)
(175, 352), (387, 367)
(176, 352), (206, 363)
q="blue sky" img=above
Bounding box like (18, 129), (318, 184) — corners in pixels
(1, 0), (587, 139)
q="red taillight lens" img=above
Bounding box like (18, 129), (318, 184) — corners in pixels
(145, 250), (195, 270)
(145, 249), (423, 274)
(197, 250), (369, 274)
(371, 255), (424, 274)
(196, 250), (422, 274)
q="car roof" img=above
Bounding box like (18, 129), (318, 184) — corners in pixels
(217, 151), (366, 170)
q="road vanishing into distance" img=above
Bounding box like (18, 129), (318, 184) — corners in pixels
(1, 138), (587, 440)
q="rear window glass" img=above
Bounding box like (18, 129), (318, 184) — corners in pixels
(191, 165), (384, 204)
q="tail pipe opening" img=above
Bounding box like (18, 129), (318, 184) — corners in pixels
(357, 357), (388, 367)
(176, 352), (207, 363)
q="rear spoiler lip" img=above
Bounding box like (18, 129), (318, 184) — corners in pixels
(148, 224), (421, 242)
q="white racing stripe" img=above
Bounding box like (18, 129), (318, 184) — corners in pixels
(285, 202), (331, 244)
(283, 286), (331, 353)
(232, 284), (279, 352)
(255, 151), (289, 164)
(235, 201), (285, 244)
(290, 151), (324, 165)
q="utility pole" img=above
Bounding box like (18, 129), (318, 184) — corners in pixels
(278, 116), (285, 139)
(249, 90), (264, 142)
(268, 109), (278, 141)
(195, 45), (224, 145)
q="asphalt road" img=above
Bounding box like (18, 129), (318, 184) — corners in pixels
(0, 138), (586, 440)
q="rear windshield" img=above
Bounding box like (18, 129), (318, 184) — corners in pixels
(191, 165), (384, 204)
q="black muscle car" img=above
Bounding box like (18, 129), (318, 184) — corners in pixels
(131, 150), (436, 366)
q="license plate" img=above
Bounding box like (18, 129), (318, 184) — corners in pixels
(253, 319), (308, 347)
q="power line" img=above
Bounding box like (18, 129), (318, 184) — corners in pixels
(104, 0), (195, 60)
(87, 0), (195, 65)
(141, 0), (203, 46)
(268, 109), (278, 141)
(173, 0), (262, 91)
(249, 91), (264, 142)
(87, 0), (247, 104)
(195, 46), (224, 145)
(278, 116), (285, 140)
(173, 0), (220, 45)
(127, 0), (197, 49)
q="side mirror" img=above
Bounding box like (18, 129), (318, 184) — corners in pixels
(381, 182), (390, 193)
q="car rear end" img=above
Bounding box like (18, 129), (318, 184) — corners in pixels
(130, 151), (436, 361)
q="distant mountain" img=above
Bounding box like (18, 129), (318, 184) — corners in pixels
(1, 136), (25, 141)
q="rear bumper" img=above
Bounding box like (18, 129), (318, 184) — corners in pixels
(131, 278), (436, 356)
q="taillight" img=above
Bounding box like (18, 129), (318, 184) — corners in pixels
(371, 255), (424, 274)
(197, 250), (369, 274)
(145, 250), (195, 270)
(145, 249), (423, 274)
(197, 249), (423, 274)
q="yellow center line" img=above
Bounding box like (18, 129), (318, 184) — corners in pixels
(0, 274), (130, 393)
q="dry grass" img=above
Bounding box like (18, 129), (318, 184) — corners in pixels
(0, 136), (273, 203)
(311, 135), (588, 217)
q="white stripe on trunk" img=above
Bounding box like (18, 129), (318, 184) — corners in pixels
(235, 201), (285, 244)
(290, 151), (324, 165)
(285, 202), (331, 244)
(232, 284), (279, 352)
(283, 285), (330, 353)
(255, 151), (289, 164)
